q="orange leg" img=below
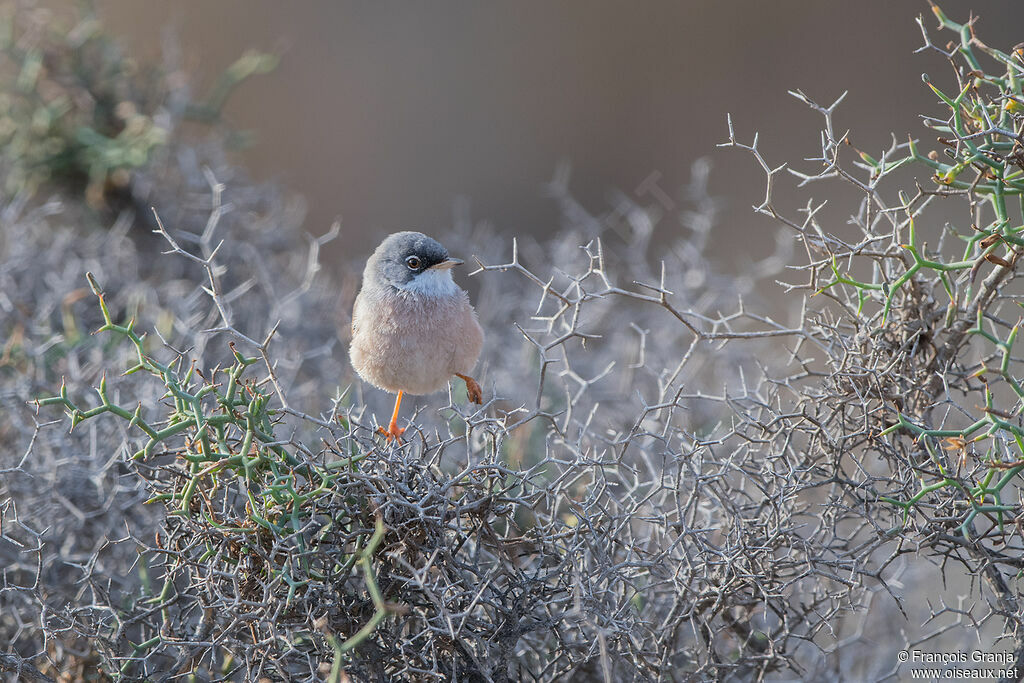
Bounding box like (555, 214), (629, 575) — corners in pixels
(377, 390), (406, 442)
(455, 373), (483, 404)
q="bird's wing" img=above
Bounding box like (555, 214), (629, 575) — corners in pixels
(350, 293), (362, 339)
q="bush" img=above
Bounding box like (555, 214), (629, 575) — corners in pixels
(4, 3), (1024, 681)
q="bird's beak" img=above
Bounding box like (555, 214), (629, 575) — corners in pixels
(430, 258), (463, 270)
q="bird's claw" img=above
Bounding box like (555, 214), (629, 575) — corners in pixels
(377, 423), (405, 442)
(457, 373), (483, 404)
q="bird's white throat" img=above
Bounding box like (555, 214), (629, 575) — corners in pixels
(400, 267), (460, 297)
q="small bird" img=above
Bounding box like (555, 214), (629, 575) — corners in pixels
(350, 231), (484, 441)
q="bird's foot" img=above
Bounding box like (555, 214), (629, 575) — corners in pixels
(377, 421), (405, 443)
(456, 373), (483, 404)
(377, 390), (406, 442)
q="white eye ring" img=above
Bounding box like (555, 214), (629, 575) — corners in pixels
(405, 255), (422, 270)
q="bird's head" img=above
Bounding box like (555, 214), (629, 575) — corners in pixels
(364, 231), (463, 296)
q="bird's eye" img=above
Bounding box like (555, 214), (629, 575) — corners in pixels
(405, 255), (422, 270)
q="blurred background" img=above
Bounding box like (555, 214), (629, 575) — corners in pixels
(78, 0), (1024, 267)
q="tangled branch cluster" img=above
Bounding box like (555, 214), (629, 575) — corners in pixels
(4, 3), (1024, 682)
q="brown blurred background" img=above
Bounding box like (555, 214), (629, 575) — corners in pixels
(87, 1), (1024, 263)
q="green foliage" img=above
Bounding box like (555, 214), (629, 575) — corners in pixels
(0, 5), (276, 206)
(36, 272), (390, 676)
(804, 4), (1024, 537)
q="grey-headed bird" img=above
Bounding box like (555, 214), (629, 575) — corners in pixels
(350, 232), (484, 441)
